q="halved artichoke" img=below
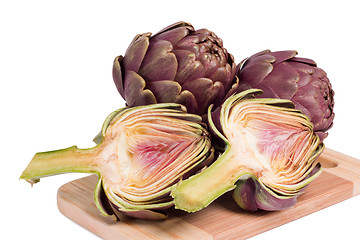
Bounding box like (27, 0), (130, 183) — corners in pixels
(171, 89), (324, 212)
(21, 103), (214, 219)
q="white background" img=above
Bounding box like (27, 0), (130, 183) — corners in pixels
(2, 0), (359, 239)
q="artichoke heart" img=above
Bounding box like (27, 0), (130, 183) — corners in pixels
(21, 103), (214, 220)
(171, 89), (324, 212)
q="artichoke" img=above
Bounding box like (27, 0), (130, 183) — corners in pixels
(171, 89), (324, 212)
(113, 21), (238, 115)
(21, 103), (214, 220)
(237, 50), (334, 141)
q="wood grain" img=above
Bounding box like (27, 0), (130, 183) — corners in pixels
(57, 148), (360, 240)
(319, 148), (360, 196)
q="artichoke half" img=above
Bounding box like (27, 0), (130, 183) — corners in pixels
(237, 50), (335, 141)
(171, 89), (324, 212)
(21, 103), (214, 219)
(113, 21), (238, 115)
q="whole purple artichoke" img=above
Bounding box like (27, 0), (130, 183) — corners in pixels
(113, 21), (238, 115)
(237, 50), (335, 141)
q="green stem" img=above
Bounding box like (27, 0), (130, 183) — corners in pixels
(171, 146), (251, 212)
(20, 145), (101, 184)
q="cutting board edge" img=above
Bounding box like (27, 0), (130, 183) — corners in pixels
(320, 148), (360, 196)
(57, 178), (214, 240)
(57, 183), (134, 240)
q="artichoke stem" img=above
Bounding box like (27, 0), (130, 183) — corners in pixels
(20, 145), (101, 184)
(172, 147), (251, 212)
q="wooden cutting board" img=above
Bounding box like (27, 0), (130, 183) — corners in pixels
(57, 148), (360, 240)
